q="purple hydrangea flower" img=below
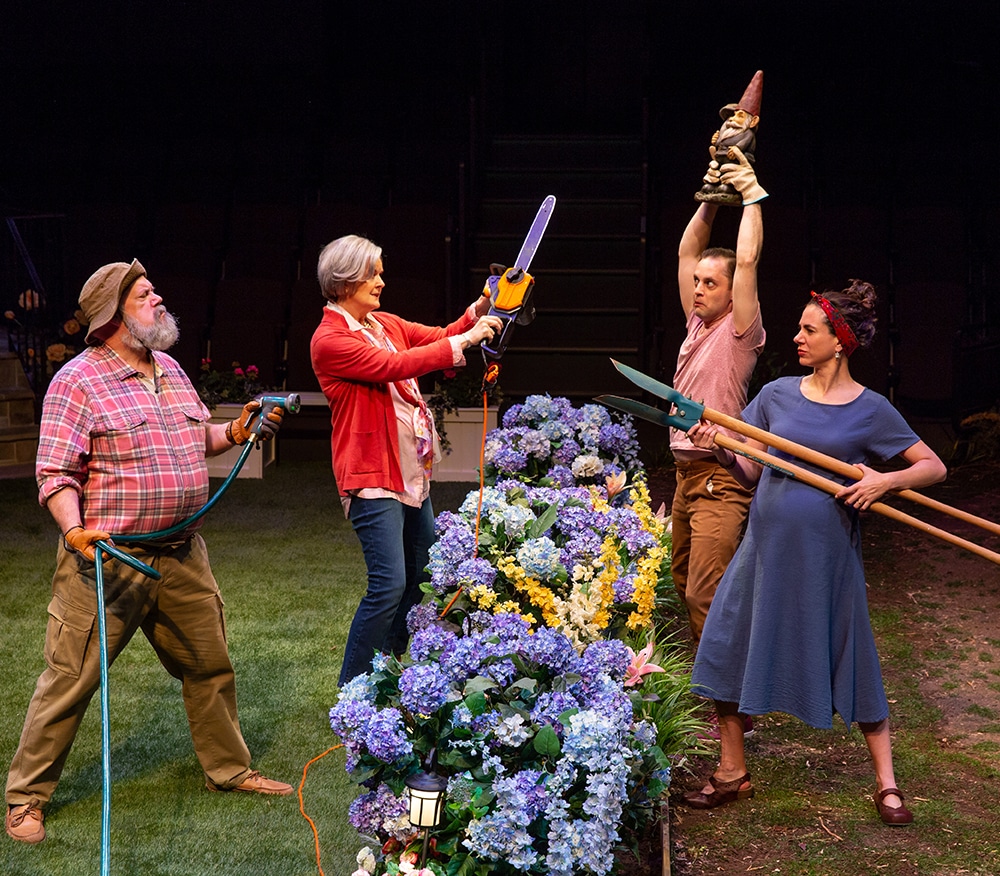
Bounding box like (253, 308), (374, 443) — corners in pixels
(409, 623), (458, 662)
(597, 422), (633, 456)
(406, 601), (440, 634)
(546, 465), (576, 488)
(399, 663), (452, 714)
(348, 782), (408, 838)
(551, 437), (581, 466)
(456, 556), (498, 589)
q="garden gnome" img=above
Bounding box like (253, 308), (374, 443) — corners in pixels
(696, 70), (764, 205)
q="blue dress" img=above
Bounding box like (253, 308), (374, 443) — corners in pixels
(691, 377), (919, 729)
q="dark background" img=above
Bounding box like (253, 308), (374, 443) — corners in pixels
(3, 0), (998, 452)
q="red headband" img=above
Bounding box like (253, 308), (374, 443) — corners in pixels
(811, 292), (859, 357)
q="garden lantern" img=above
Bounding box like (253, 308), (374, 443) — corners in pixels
(404, 764), (447, 867)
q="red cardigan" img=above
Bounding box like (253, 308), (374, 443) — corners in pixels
(310, 306), (475, 495)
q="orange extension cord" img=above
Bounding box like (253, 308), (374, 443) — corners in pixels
(300, 362), (499, 874)
(439, 361), (497, 617)
(299, 744), (344, 876)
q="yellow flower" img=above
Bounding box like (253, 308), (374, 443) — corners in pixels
(469, 585), (498, 609)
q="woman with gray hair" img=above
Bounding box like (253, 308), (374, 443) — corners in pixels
(311, 235), (501, 685)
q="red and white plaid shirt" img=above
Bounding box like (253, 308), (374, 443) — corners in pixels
(36, 345), (213, 537)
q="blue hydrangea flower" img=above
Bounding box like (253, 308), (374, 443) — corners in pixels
(489, 502), (535, 539)
(493, 444), (528, 474)
(516, 536), (563, 579)
(409, 623), (457, 662)
(520, 428), (551, 459)
(361, 708), (413, 763)
(523, 626), (580, 675)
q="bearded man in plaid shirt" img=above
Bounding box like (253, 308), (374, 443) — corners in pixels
(6, 260), (291, 845)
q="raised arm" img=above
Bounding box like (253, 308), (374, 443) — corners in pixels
(715, 145), (766, 334)
(677, 203), (719, 319)
(730, 202), (763, 334)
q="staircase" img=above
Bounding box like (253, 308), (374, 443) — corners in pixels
(0, 352), (39, 479)
(467, 134), (649, 404)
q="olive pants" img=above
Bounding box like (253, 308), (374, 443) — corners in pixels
(6, 534), (252, 808)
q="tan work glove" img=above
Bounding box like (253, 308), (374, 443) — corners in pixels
(719, 146), (768, 205)
(226, 400), (284, 445)
(64, 525), (112, 562)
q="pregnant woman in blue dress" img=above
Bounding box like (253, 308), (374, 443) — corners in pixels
(684, 280), (946, 826)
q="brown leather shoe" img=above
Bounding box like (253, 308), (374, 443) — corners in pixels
(874, 787), (914, 825)
(207, 770), (293, 796)
(684, 772), (754, 809)
(6, 803), (45, 844)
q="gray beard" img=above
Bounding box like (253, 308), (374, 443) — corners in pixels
(121, 308), (180, 353)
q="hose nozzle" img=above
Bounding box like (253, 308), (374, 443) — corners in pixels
(256, 393), (302, 414)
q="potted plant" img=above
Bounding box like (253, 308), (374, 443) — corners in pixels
(196, 358), (271, 409)
(428, 366), (503, 482)
(196, 359), (276, 479)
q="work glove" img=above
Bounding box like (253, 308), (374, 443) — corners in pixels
(64, 525), (111, 562)
(227, 400), (284, 445)
(719, 146), (768, 204)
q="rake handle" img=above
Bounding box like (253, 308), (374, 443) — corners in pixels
(714, 434), (1000, 567)
(705, 405), (1000, 539)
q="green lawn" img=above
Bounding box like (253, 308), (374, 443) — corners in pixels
(1, 460), (444, 876)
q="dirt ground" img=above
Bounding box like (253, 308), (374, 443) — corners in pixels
(643, 460), (1000, 875)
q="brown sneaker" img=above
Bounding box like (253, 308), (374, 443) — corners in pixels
(206, 770), (293, 796)
(6, 803), (45, 844)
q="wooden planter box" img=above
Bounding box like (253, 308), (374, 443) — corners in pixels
(434, 406), (498, 482)
(206, 403), (276, 479)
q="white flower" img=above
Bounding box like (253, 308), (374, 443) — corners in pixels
(355, 846), (376, 873)
(495, 713), (531, 746)
(571, 455), (603, 478)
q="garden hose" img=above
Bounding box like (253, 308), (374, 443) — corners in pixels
(87, 397), (298, 876)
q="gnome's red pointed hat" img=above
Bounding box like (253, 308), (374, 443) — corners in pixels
(720, 70), (763, 119)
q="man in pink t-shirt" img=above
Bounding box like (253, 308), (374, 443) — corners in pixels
(670, 148), (766, 656)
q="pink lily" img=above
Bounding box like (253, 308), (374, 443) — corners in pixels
(624, 643), (665, 688)
(605, 470), (628, 501)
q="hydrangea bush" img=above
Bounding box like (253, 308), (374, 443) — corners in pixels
(333, 397), (704, 876)
(332, 614), (672, 876)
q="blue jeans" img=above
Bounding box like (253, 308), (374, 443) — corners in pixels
(339, 496), (435, 686)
